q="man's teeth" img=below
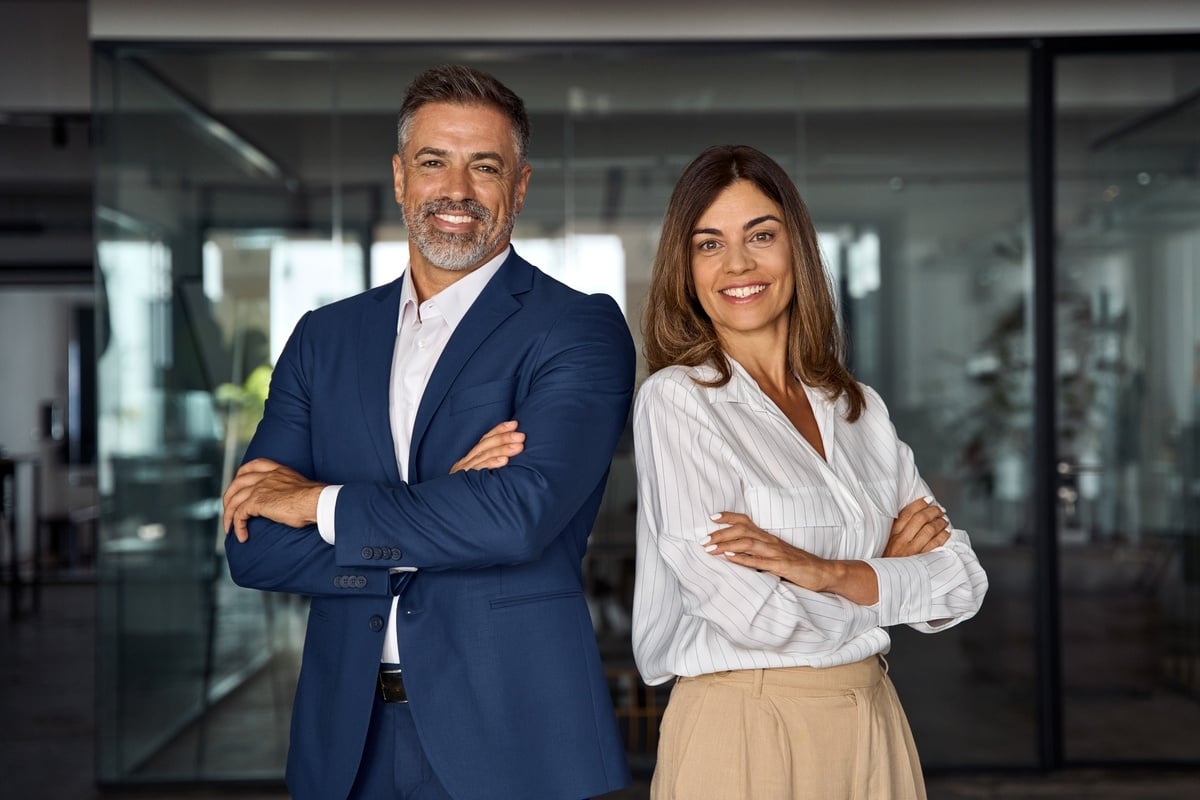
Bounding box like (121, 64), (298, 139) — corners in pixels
(436, 213), (473, 224)
(721, 285), (766, 299)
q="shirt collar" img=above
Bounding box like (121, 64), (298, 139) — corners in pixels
(397, 246), (510, 333)
(715, 355), (841, 414)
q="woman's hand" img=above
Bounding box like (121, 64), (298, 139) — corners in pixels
(704, 512), (832, 591)
(705, 511), (882, 605)
(450, 420), (525, 473)
(884, 496), (950, 557)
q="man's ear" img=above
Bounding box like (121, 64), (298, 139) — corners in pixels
(514, 162), (532, 214)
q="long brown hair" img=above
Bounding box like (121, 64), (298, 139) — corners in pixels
(643, 144), (864, 421)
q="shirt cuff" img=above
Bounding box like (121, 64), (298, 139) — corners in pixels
(317, 485), (342, 545)
(863, 556), (933, 627)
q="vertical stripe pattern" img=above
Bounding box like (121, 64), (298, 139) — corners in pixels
(632, 360), (988, 685)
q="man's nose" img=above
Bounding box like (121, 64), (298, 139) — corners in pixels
(442, 165), (472, 200)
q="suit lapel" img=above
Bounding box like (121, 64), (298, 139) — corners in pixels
(357, 278), (404, 483)
(408, 253), (531, 479)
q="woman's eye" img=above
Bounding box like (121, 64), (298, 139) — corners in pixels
(751, 231), (774, 242)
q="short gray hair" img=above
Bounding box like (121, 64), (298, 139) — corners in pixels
(396, 64), (530, 163)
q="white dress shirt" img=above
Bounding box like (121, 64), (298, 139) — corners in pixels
(316, 247), (509, 663)
(631, 359), (988, 686)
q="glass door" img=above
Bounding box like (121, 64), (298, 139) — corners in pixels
(1055, 50), (1200, 764)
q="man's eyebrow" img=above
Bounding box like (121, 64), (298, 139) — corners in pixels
(412, 147), (506, 165)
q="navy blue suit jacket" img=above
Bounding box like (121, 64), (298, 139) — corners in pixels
(225, 251), (634, 800)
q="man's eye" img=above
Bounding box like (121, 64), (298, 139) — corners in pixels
(421, 160), (443, 168)
(476, 165), (499, 174)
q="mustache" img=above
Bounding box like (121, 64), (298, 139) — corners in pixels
(420, 198), (490, 221)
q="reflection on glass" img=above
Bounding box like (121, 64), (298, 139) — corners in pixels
(1057, 51), (1200, 764)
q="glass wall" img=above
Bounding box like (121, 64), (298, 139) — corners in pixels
(91, 40), (1061, 784)
(1055, 50), (1200, 763)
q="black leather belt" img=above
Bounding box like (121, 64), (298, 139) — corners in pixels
(378, 668), (408, 703)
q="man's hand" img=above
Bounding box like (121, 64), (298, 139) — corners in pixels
(222, 458), (326, 543)
(883, 496), (950, 557)
(450, 420), (525, 473)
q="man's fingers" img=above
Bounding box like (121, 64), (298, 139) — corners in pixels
(234, 509), (251, 543)
(235, 457), (283, 476)
(451, 422), (525, 474)
(451, 440), (524, 473)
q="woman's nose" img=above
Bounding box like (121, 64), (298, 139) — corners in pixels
(723, 244), (755, 274)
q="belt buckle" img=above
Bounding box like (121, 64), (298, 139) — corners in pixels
(378, 668), (408, 704)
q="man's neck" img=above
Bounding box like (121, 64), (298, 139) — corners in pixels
(408, 244), (510, 303)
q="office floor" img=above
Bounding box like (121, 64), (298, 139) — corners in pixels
(5, 582), (1200, 800)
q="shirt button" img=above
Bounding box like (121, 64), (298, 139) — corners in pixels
(368, 615), (384, 632)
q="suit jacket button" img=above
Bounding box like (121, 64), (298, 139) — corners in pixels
(361, 546), (373, 560)
(355, 576), (367, 588)
(368, 615), (384, 632)
(333, 576), (344, 588)
(390, 548), (403, 560)
(373, 546), (386, 559)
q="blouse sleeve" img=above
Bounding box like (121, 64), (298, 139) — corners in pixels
(633, 373), (883, 656)
(858, 387), (989, 632)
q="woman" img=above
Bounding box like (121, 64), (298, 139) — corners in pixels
(632, 145), (988, 799)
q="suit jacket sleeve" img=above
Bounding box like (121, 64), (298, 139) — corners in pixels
(333, 293), (634, 570)
(225, 293), (634, 591)
(223, 311), (395, 596)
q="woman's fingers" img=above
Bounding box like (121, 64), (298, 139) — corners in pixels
(885, 500), (952, 557)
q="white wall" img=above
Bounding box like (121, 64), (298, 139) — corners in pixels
(90, 0), (1200, 41)
(0, 287), (95, 557)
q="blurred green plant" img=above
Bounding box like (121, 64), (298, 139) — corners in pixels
(216, 364), (272, 442)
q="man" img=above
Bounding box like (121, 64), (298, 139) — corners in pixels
(222, 64), (634, 800)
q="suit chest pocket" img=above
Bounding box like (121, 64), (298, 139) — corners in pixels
(449, 376), (518, 416)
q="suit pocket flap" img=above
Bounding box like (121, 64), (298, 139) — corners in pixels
(449, 376), (518, 414)
(489, 588), (582, 609)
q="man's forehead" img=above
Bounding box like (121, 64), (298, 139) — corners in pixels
(408, 102), (512, 138)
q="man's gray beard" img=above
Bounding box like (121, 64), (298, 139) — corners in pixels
(404, 200), (514, 271)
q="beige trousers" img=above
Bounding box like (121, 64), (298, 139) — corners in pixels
(651, 657), (926, 800)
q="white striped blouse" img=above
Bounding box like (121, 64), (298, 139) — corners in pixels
(631, 360), (989, 686)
